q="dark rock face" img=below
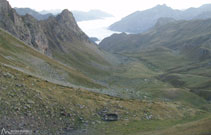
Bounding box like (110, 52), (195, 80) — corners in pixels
(22, 15), (49, 53)
(0, 0), (48, 53)
(41, 9), (91, 53)
(0, 0), (91, 55)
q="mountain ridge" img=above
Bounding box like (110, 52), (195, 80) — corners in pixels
(15, 7), (53, 20)
(0, 0), (114, 86)
(72, 9), (113, 21)
(109, 3), (211, 33)
(15, 7), (113, 22)
(100, 18), (211, 101)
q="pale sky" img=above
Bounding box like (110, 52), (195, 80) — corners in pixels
(7, 0), (211, 17)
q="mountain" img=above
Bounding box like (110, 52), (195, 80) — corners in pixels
(0, 25), (210, 133)
(15, 7), (53, 20)
(0, 0), (113, 81)
(90, 37), (99, 42)
(194, 11), (211, 20)
(0, 1), (49, 53)
(155, 17), (176, 27)
(109, 4), (211, 33)
(101, 18), (211, 101)
(0, 0), (109, 89)
(39, 9), (62, 15)
(102, 18), (211, 57)
(1, 0), (211, 134)
(72, 10), (113, 21)
(38, 9), (113, 21)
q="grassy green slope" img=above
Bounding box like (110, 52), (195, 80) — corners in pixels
(1, 61), (209, 134)
(138, 115), (211, 135)
(0, 28), (103, 88)
(51, 40), (116, 80)
(100, 19), (211, 103)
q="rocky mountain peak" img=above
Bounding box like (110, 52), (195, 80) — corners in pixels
(153, 4), (172, 11)
(0, 0), (93, 55)
(0, 0), (10, 7)
(61, 9), (72, 16)
(52, 9), (86, 39)
(57, 9), (75, 22)
(155, 4), (169, 8)
(0, 0), (11, 13)
(56, 9), (80, 32)
(0, 0), (49, 54)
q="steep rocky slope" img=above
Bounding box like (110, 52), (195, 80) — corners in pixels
(0, 0), (48, 53)
(0, 28), (102, 88)
(0, 0), (114, 80)
(0, 0), (92, 54)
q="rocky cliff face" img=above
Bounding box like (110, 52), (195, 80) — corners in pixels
(41, 9), (91, 53)
(0, 0), (112, 81)
(0, 0), (48, 53)
(0, 0), (92, 55)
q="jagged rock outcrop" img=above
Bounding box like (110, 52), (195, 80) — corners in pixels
(0, 0), (111, 79)
(0, 0), (48, 53)
(0, 0), (92, 55)
(41, 9), (91, 53)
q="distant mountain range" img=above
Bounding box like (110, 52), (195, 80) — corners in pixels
(101, 17), (211, 100)
(101, 18), (211, 59)
(15, 8), (113, 21)
(109, 4), (211, 33)
(15, 8), (53, 20)
(72, 10), (113, 21)
(39, 9), (62, 15)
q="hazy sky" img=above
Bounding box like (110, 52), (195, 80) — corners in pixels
(8, 0), (211, 17)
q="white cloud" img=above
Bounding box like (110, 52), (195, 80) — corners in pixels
(7, 0), (211, 17)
